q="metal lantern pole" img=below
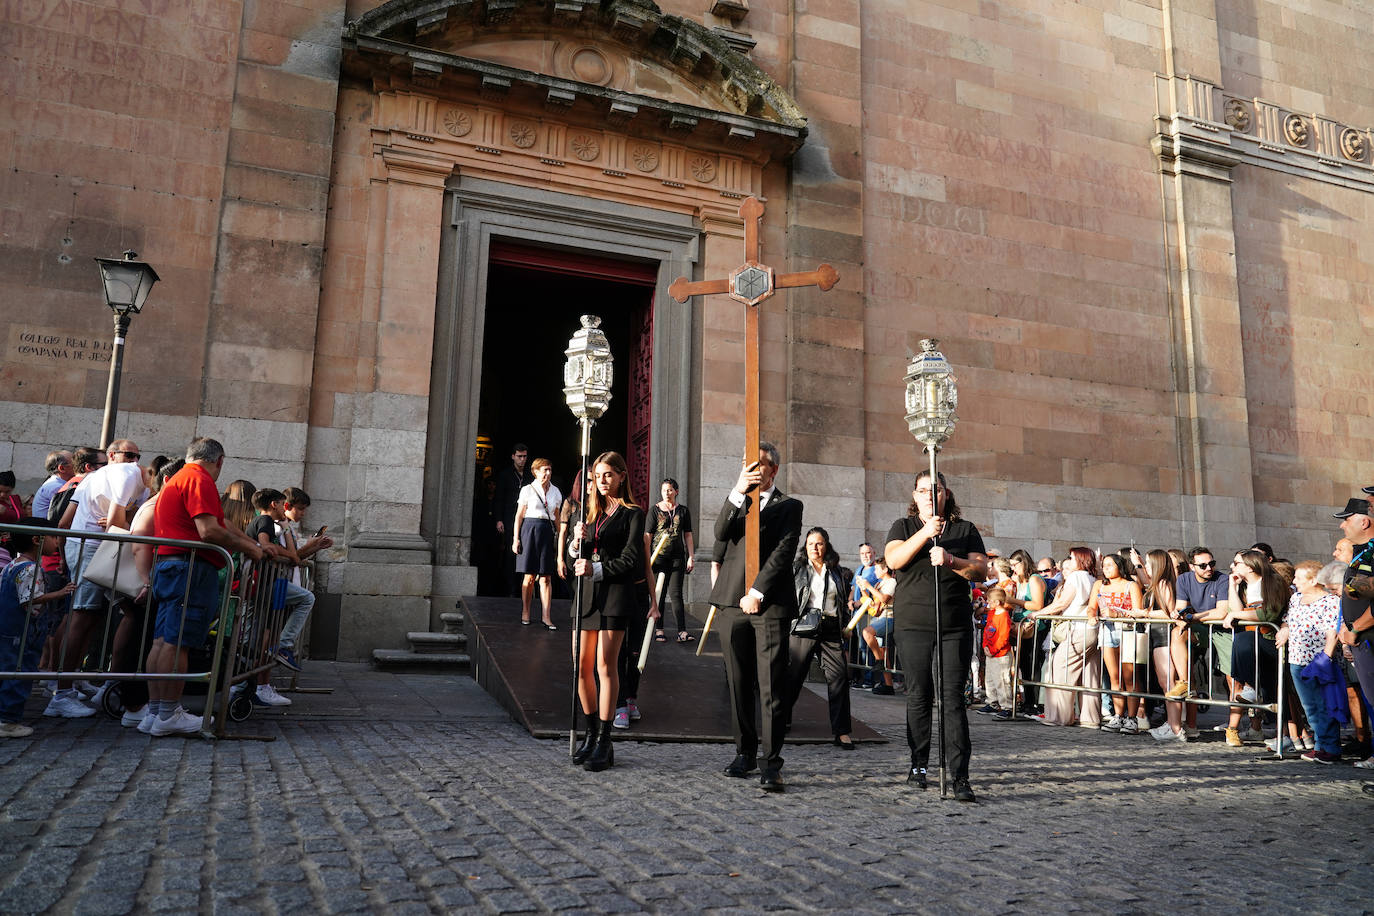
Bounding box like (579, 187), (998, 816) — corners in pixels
(93, 250), (159, 449)
(562, 315), (614, 756)
(903, 338), (959, 798)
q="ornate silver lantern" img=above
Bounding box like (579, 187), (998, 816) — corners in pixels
(903, 338), (958, 448)
(563, 315), (614, 422)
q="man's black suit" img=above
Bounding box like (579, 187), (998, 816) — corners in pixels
(709, 488), (803, 771)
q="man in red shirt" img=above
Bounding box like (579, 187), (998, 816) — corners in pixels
(143, 437), (279, 737)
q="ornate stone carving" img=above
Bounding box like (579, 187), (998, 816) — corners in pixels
(1284, 114), (1309, 147)
(509, 121), (537, 148)
(442, 108), (473, 137)
(568, 46), (612, 86)
(1340, 127), (1367, 161)
(570, 133), (600, 161)
(1223, 99), (1251, 132)
(689, 156), (716, 182)
(631, 144), (658, 171)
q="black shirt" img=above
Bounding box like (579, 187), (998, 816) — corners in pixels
(648, 503), (694, 568)
(1341, 540), (1374, 637)
(886, 515), (986, 632)
(246, 514), (279, 546)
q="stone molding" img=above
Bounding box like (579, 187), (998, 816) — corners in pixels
(371, 89), (765, 211)
(344, 0), (806, 156)
(1155, 74), (1374, 192)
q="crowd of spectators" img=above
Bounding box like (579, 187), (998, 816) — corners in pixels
(829, 489), (1374, 788)
(0, 438), (332, 738)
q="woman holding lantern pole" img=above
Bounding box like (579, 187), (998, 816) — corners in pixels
(883, 470), (988, 802)
(570, 451), (655, 771)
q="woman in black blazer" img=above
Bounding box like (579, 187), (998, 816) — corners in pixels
(572, 451), (648, 771)
(785, 526), (854, 749)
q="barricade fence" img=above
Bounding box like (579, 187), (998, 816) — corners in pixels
(834, 602), (1294, 759)
(0, 522), (299, 739)
(1009, 612), (1290, 756)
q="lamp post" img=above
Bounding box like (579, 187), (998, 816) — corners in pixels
(94, 250), (159, 449)
(562, 315), (614, 755)
(903, 338), (959, 796)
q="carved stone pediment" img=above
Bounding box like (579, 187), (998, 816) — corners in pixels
(344, 0), (805, 158)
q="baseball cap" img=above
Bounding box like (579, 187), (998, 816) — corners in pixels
(1333, 498), (1371, 519)
(1363, 485), (1373, 495)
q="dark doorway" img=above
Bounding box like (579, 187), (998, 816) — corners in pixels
(471, 242), (656, 597)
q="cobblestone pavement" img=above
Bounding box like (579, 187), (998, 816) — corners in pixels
(1, 664), (1371, 914)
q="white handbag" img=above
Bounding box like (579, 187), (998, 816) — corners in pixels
(78, 526), (144, 597)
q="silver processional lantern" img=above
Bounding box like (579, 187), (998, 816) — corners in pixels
(903, 337), (958, 449)
(563, 314), (614, 422)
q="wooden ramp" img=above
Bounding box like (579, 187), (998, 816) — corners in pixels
(462, 596), (886, 745)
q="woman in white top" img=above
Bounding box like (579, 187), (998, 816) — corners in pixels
(512, 458), (562, 629)
(1034, 547), (1102, 727)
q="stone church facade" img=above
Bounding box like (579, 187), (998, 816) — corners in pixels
(1, 0), (1371, 658)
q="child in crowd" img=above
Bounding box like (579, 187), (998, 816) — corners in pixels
(0, 518), (76, 737)
(860, 559), (898, 695)
(979, 587), (1014, 717)
(242, 489), (310, 706)
(278, 487), (332, 668)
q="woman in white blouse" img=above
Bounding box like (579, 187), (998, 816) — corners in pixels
(784, 527), (854, 749)
(512, 458), (563, 629)
(1034, 547), (1102, 727)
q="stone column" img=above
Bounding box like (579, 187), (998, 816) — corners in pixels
(1155, 109), (1258, 549)
(783, 0), (867, 550)
(330, 146), (452, 658)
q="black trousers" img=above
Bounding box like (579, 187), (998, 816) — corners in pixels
(894, 627), (974, 780)
(617, 585), (651, 704)
(786, 627), (852, 737)
(719, 608), (788, 769)
(653, 564), (687, 632)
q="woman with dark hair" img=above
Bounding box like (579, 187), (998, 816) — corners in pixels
(1087, 553), (1145, 734)
(512, 458), (562, 629)
(1034, 546), (1102, 728)
(1006, 548), (1049, 717)
(883, 470), (989, 801)
(648, 477), (696, 643)
(570, 452), (651, 771)
(785, 526), (854, 750)
(1219, 548), (1286, 748)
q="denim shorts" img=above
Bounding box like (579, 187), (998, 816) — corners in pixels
(152, 556), (221, 647)
(1098, 620), (1121, 649)
(867, 616), (894, 639)
(65, 538), (107, 612)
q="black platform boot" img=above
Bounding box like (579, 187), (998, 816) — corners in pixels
(584, 718), (615, 772)
(571, 711), (598, 765)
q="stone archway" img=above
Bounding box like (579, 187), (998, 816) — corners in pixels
(314, 0), (811, 655)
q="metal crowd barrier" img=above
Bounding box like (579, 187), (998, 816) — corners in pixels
(0, 522), (300, 740)
(1010, 611), (1290, 758)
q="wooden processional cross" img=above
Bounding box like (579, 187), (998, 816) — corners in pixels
(669, 197), (839, 586)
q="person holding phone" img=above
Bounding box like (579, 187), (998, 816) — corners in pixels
(274, 487), (334, 672)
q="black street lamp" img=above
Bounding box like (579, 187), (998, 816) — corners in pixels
(93, 250), (159, 449)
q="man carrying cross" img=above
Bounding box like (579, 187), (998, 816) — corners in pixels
(671, 196), (836, 791)
(709, 442), (802, 791)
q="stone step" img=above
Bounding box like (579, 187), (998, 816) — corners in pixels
(371, 648), (470, 672)
(440, 612), (464, 635)
(407, 631), (466, 654)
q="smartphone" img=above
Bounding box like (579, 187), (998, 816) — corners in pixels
(314, 525), (328, 538)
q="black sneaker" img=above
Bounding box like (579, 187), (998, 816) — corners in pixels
(975, 704), (999, 716)
(953, 778), (976, 802)
(907, 768), (927, 790)
(872, 684), (895, 696)
(993, 709), (1013, 721)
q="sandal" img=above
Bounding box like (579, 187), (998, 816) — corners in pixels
(677, 632), (696, 643)
(654, 630), (667, 642)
